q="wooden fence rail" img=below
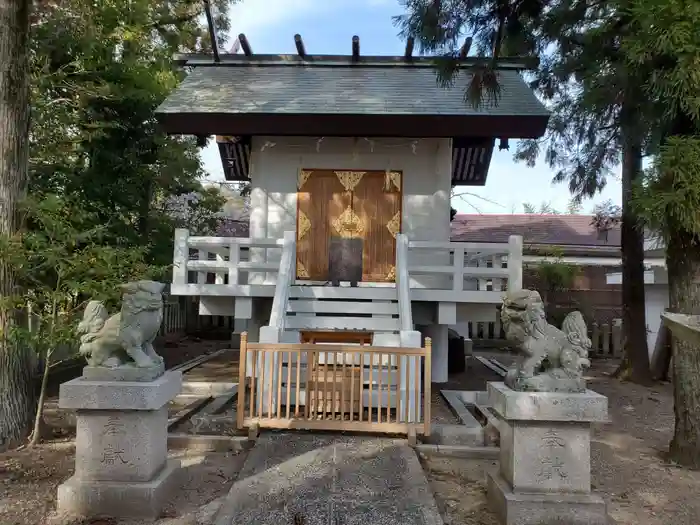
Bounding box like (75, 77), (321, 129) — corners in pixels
(465, 318), (624, 358)
(237, 334), (432, 436)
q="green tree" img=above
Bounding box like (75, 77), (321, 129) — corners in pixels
(395, 0), (653, 384)
(1, 196), (158, 445)
(29, 0), (233, 267)
(513, 1), (652, 384)
(522, 201), (559, 214)
(624, 0), (700, 467)
(567, 199), (583, 214)
(0, 0), (234, 448)
(0, 0), (35, 450)
(527, 247), (581, 313)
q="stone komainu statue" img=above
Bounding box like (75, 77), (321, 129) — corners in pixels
(77, 280), (166, 368)
(500, 289), (591, 393)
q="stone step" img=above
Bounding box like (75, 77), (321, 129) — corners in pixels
(287, 299), (398, 316)
(285, 315), (401, 332)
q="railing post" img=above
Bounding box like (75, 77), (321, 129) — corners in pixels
(268, 231), (296, 328)
(453, 247), (465, 292)
(215, 252), (225, 284)
(228, 240), (239, 286)
(195, 249), (207, 286)
(507, 235), (523, 292)
(262, 231), (296, 412)
(258, 326), (281, 417)
(396, 234), (413, 331)
(172, 228), (189, 286)
(399, 330), (421, 423)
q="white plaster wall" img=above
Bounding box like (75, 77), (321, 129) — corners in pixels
(645, 284), (669, 358)
(248, 136), (453, 287)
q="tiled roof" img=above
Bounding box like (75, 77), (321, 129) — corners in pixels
(217, 214), (621, 248)
(156, 63), (549, 119)
(450, 214), (621, 247)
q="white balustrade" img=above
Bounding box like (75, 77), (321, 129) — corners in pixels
(406, 234), (523, 294)
(171, 229), (524, 301)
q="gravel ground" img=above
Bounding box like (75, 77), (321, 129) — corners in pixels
(420, 455), (500, 525)
(4, 349), (700, 525)
(420, 356), (700, 525)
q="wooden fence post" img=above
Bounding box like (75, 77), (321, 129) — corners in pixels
(591, 322), (600, 356)
(612, 318), (623, 358)
(601, 323), (610, 355)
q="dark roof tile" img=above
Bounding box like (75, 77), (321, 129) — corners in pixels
(217, 214), (620, 248)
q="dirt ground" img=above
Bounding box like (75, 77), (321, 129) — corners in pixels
(421, 356), (700, 525)
(4, 347), (700, 525)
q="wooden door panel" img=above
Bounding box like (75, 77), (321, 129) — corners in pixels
(296, 171), (350, 280)
(352, 172), (402, 282)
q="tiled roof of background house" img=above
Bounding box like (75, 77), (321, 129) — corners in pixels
(450, 214), (621, 246)
(217, 214), (621, 248)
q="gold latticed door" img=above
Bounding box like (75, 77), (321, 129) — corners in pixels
(351, 170), (402, 282)
(295, 169), (402, 282)
(296, 170), (351, 280)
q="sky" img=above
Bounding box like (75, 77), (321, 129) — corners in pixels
(199, 0), (623, 215)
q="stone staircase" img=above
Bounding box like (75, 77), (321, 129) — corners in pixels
(283, 284), (404, 342)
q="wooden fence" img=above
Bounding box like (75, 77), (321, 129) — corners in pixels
(465, 317), (624, 358)
(237, 334), (432, 436)
(159, 296), (235, 337)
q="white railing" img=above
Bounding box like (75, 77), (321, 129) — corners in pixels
(395, 233), (413, 331)
(267, 231), (296, 330)
(407, 235), (523, 293)
(172, 228), (284, 287)
(171, 230), (524, 301)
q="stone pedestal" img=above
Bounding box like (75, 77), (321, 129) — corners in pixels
(57, 370), (182, 519)
(486, 382), (609, 525)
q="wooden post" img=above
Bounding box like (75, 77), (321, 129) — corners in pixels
(423, 337), (432, 437)
(172, 229), (189, 286)
(602, 323), (610, 355)
(612, 319), (623, 357)
(507, 235), (523, 292)
(237, 332), (248, 430)
(591, 322), (600, 356)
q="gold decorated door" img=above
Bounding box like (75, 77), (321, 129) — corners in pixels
(296, 169), (402, 282)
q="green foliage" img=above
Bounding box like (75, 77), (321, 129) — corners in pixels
(623, 0), (700, 240)
(567, 199), (583, 214)
(522, 201), (559, 214)
(0, 196), (160, 363)
(624, 0), (700, 124)
(512, 0), (650, 201)
(632, 137), (700, 240)
(528, 247), (580, 296)
(29, 0), (234, 268)
(393, 0), (545, 108)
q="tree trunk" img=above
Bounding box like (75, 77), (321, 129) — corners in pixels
(28, 349), (52, 447)
(0, 0), (34, 450)
(667, 227), (700, 468)
(614, 120), (653, 384)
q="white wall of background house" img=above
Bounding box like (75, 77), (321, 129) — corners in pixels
(607, 267), (669, 359)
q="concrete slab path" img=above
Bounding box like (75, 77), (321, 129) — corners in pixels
(213, 432), (444, 525)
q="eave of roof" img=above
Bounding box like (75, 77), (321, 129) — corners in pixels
(173, 53), (538, 70)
